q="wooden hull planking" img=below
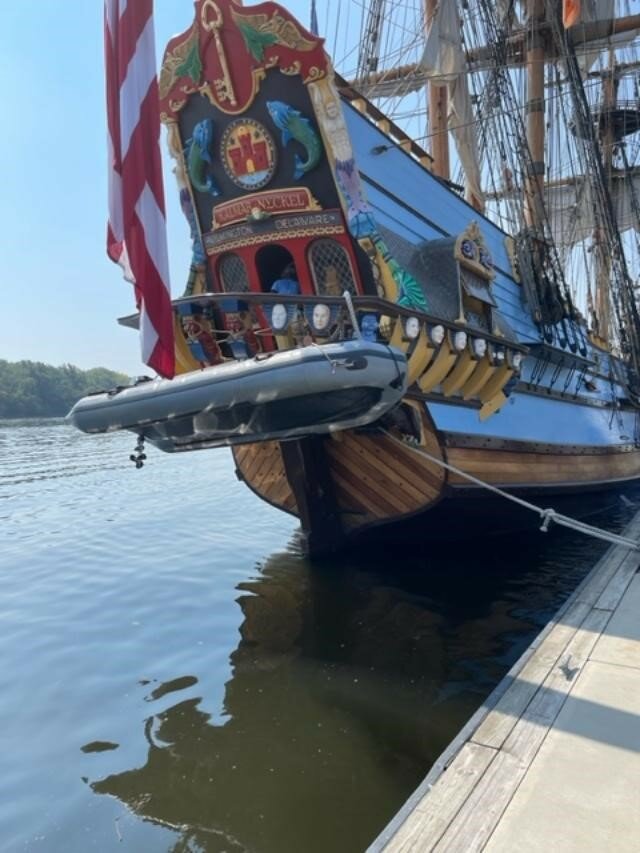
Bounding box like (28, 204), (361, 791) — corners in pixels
(233, 405), (446, 535)
(233, 440), (298, 516)
(446, 443), (640, 490)
(234, 408), (640, 545)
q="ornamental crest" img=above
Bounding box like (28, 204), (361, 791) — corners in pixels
(221, 119), (277, 190)
(454, 221), (495, 281)
(159, 0), (328, 120)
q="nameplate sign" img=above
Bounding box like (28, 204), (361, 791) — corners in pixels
(212, 188), (321, 229)
(204, 210), (344, 254)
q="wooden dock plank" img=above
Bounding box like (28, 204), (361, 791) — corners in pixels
(574, 546), (628, 606)
(470, 657), (556, 751)
(591, 574), (640, 669)
(370, 512), (640, 853)
(431, 751), (527, 853)
(594, 551), (640, 611)
(483, 658), (640, 853)
(433, 609), (611, 853)
(500, 608), (611, 763)
(472, 598), (594, 750)
(384, 744), (497, 853)
(372, 533), (635, 853)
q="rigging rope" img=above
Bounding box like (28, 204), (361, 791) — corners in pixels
(381, 429), (640, 551)
(547, 6), (640, 377)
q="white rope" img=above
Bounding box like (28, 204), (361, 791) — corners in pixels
(310, 342), (338, 372)
(382, 430), (640, 551)
(343, 290), (362, 338)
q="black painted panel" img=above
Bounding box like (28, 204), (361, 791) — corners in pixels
(178, 69), (341, 233)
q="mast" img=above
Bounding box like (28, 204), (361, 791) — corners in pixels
(425, 0), (450, 182)
(544, 1), (640, 377)
(595, 48), (619, 342)
(525, 0), (546, 233)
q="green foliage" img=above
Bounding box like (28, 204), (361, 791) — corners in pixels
(0, 360), (129, 419)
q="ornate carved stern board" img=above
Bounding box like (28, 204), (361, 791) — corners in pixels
(158, 0), (351, 286)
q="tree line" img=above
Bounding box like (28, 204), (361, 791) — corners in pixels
(0, 360), (129, 419)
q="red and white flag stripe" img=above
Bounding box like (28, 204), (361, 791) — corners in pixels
(105, 0), (175, 378)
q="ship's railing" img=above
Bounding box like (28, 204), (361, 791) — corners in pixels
(120, 292), (528, 417)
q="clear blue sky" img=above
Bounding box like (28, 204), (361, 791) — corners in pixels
(0, 0), (310, 375)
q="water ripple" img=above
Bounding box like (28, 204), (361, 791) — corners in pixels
(2, 420), (638, 852)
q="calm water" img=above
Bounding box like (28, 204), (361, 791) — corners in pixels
(1, 420), (636, 852)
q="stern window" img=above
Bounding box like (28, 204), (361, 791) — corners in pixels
(219, 254), (250, 293)
(309, 239), (356, 296)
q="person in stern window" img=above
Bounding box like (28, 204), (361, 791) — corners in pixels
(270, 262), (300, 297)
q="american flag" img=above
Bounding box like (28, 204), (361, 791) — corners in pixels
(104, 0), (175, 378)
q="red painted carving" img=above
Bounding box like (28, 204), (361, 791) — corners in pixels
(229, 133), (269, 174)
(159, 0), (328, 121)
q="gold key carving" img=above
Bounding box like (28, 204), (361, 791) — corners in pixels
(201, 0), (237, 107)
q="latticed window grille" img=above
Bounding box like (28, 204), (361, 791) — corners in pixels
(219, 254), (250, 292)
(308, 239), (356, 295)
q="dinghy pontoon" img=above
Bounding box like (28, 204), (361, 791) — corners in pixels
(68, 340), (407, 452)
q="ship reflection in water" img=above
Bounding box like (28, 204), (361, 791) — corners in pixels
(84, 493), (636, 853)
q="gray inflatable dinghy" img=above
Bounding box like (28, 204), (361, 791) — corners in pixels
(67, 340), (407, 451)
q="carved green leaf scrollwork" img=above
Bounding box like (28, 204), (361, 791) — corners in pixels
(175, 34), (203, 84)
(236, 21), (279, 61)
(232, 9), (317, 62)
(159, 28), (202, 99)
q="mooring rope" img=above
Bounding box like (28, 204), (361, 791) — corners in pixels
(382, 430), (640, 551)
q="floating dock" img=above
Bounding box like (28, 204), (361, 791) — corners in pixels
(369, 514), (640, 852)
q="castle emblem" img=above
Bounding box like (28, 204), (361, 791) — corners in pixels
(221, 119), (277, 191)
